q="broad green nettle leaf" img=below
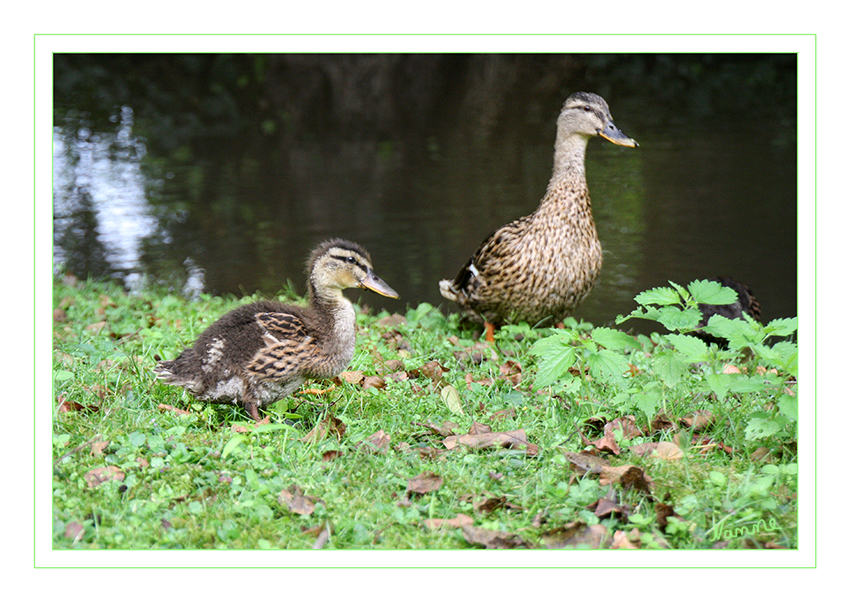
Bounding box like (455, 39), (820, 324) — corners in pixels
(688, 280), (740, 305)
(634, 286), (683, 307)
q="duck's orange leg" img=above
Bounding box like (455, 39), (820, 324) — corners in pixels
(484, 321), (496, 343)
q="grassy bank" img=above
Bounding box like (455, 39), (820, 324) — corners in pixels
(51, 277), (798, 551)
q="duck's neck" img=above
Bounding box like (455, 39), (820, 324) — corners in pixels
(542, 133), (591, 204)
(308, 281), (357, 365)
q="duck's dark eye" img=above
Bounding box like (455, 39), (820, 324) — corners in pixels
(346, 256), (356, 264)
(583, 105), (592, 112)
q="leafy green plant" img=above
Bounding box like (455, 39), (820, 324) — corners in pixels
(615, 280), (798, 442)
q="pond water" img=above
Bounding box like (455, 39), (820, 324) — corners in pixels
(53, 54), (797, 330)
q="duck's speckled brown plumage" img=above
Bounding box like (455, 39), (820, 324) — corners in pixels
(154, 239), (398, 420)
(439, 92), (637, 328)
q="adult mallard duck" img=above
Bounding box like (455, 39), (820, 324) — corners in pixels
(439, 92), (637, 340)
(154, 239), (398, 421)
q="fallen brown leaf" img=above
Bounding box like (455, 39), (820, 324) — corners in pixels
(362, 375), (387, 389)
(472, 495), (523, 514)
(415, 446), (446, 461)
(464, 372), (495, 388)
(278, 485), (322, 516)
(377, 359), (406, 374)
(419, 360), (448, 381)
(65, 522), (85, 542)
(498, 360), (523, 387)
(461, 525), (527, 549)
(650, 413), (677, 433)
(84, 466), (125, 488)
(300, 414), (347, 443)
(563, 450), (610, 474)
(444, 428), (537, 455)
(359, 429), (391, 453)
(629, 442), (658, 457)
(489, 408), (516, 422)
(681, 410), (715, 432)
(338, 370), (364, 384)
(158, 403), (192, 416)
(406, 471), (444, 495)
(423, 513), (474, 530)
(85, 321), (109, 334)
(599, 464), (653, 493)
(590, 497), (625, 518)
(321, 450), (343, 462)
(312, 524), (332, 549)
(415, 420), (459, 437)
(611, 529), (641, 549)
(90, 441), (109, 456)
(376, 313), (407, 327)
(539, 522), (609, 549)
(653, 441), (684, 460)
(654, 501), (678, 530)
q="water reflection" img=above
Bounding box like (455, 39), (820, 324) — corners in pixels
(52, 54), (798, 328)
(53, 106), (158, 291)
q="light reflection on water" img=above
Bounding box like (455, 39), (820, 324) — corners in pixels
(53, 106), (165, 291)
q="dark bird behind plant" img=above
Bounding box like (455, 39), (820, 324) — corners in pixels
(694, 276), (761, 346)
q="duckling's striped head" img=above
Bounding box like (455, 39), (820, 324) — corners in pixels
(308, 239), (399, 299)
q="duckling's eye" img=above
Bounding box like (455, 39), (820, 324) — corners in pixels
(346, 256), (356, 264)
(583, 105), (592, 112)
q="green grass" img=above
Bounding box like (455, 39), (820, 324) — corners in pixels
(51, 278), (798, 550)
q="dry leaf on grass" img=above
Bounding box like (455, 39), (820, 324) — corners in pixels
(337, 370), (364, 385)
(416, 420), (459, 437)
(321, 450), (343, 462)
(444, 428), (537, 456)
(498, 360), (523, 387)
(65, 522), (85, 542)
(423, 513), (474, 530)
(590, 496), (625, 518)
(681, 410), (715, 431)
(654, 441), (684, 460)
(461, 525), (527, 549)
(406, 471), (444, 495)
(472, 495), (523, 514)
(377, 359), (406, 375)
(420, 360), (449, 381)
(539, 522), (609, 549)
(359, 430), (391, 453)
(158, 403), (192, 416)
(362, 375), (387, 389)
(376, 313), (407, 327)
(563, 450), (609, 474)
(300, 414), (347, 443)
(611, 529), (641, 549)
(654, 501), (680, 530)
(278, 485), (323, 516)
(599, 464), (654, 493)
(84, 466), (125, 488)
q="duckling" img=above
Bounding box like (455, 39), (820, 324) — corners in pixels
(153, 239), (398, 421)
(439, 92), (637, 340)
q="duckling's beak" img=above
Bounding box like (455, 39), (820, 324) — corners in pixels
(599, 120), (638, 148)
(359, 270), (400, 299)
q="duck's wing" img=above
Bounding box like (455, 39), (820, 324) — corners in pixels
(245, 310), (318, 381)
(447, 215), (532, 295)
